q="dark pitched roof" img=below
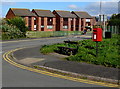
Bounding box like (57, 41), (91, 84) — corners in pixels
(10, 8), (36, 17)
(32, 9), (55, 17)
(72, 11), (92, 18)
(54, 10), (77, 18)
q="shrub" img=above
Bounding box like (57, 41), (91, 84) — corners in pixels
(40, 35), (119, 68)
(40, 43), (66, 54)
(1, 24), (25, 40)
(6, 17), (28, 35)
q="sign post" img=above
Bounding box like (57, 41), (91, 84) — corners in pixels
(96, 41), (98, 57)
(99, 15), (107, 38)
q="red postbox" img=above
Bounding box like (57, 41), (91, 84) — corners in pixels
(92, 28), (102, 42)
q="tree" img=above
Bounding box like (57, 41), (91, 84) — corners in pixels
(6, 17), (28, 35)
(108, 14), (120, 26)
(0, 18), (26, 40)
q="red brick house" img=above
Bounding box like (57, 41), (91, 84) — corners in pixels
(71, 11), (93, 31)
(6, 8), (36, 31)
(6, 8), (95, 32)
(32, 9), (56, 31)
(53, 10), (77, 31)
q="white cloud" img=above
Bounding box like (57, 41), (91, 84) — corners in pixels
(68, 2), (119, 16)
(68, 5), (78, 9)
(68, 5), (82, 10)
(84, 2), (118, 16)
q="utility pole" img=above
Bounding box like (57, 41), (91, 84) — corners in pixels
(99, 0), (106, 38)
(100, 0), (102, 15)
(99, 0), (102, 27)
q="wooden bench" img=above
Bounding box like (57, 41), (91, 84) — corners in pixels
(57, 40), (79, 55)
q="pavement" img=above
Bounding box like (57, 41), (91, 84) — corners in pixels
(12, 42), (119, 84)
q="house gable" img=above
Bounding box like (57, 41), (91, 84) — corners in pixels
(6, 8), (15, 19)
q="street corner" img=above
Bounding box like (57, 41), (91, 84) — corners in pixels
(2, 47), (120, 88)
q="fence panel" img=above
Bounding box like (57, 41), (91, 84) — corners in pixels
(106, 26), (119, 34)
(26, 31), (85, 38)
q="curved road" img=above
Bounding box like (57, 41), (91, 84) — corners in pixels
(2, 36), (106, 87)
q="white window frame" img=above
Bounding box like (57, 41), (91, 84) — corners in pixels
(41, 25), (44, 28)
(34, 25), (37, 30)
(34, 18), (36, 20)
(47, 25), (53, 29)
(63, 26), (68, 29)
(86, 19), (90, 22)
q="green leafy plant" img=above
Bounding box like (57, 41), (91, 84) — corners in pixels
(40, 35), (119, 68)
(6, 17), (28, 35)
(1, 24), (25, 40)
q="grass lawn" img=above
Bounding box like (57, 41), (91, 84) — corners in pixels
(40, 34), (120, 68)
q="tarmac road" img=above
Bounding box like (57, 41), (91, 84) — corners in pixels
(1, 35), (111, 87)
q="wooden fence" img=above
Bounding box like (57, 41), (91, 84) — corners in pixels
(106, 26), (119, 34)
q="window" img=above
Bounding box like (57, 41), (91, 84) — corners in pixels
(71, 18), (73, 21)
(50, 19), (52, 22)
(47, 18), (52, 22)
(63, 26), (68, 29)
(34, 25), (37, 30)
(47, 18), (53, 25)
(63, 18), (68, 21)
(86, 19), (90, 22)
(41, 25), (44, 28)
(34, 17), (36, 20)
(71, 25), (73, 28)
(47, 25), (53, 29)
(41, 17), (44, 25)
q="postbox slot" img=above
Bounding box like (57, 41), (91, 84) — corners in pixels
(93, 30), (97, 32)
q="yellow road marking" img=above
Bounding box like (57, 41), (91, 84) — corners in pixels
(2, 48), (119, 88)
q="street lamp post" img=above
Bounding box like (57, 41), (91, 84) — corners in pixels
(99, 0), (107, 38)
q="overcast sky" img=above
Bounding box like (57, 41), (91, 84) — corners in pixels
(1, 0), (120, 17)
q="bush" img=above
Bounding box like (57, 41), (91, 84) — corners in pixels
(1, 24), (25, 40)
(108, 14), (120, 26)
(40, 43), (66, 54)
(6, 17), (28, 35)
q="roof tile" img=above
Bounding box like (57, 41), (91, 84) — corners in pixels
(33, 9), (55, 17)
(54, 10), (77, 18)
(11, 8), (36, 17)
(72, 11), (92, 18)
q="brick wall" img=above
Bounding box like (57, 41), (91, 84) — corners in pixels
(6, 9), (15, 19)
(24, 17), (29, 27)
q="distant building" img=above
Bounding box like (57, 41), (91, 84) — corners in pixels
(72, 11), (93, 31)
(53, 10), (77, 31)
(6, 8), (96, 31)
(6, 8), (36, 31)
(32, 9), (56, 31)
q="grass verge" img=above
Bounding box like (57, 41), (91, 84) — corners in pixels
(40, 34), (120, 68)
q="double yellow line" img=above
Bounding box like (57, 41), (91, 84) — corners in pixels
(2, 48), (119, 88)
